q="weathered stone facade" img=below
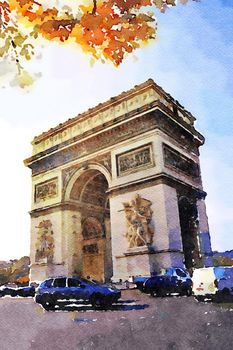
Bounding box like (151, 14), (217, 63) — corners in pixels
(24, 79), (213, 282)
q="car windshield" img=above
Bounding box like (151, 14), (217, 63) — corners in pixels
(41, 279), (53, 288)
(176, 269), (187, 277)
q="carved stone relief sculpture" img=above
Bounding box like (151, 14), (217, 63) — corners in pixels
(123, 194), (154, 249)
(35, 220), (54, 263)
(35, 178), (58, 203)
(117, 144), (153, 176)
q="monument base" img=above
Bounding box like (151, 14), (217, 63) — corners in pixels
(112, 248), (185, 282)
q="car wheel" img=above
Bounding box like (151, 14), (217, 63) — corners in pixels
(156, 287), (166, 297)
(186, 287), (192, 297)
(91, 294), (108, 309)
(136, 283), (144, 292)
(150, 289), (156, 297)
(195, 295), (205, 302)
(41, 294), (56, 311)
(215, 288), (231, 303)
(221, 288), (230, 295)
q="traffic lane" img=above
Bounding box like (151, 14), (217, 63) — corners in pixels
(0, 290), (233, 350)
(0, 290), (150, 350)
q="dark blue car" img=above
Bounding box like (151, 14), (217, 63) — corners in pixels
(143, 268), (192, 297)
(35, 276), (121, 310)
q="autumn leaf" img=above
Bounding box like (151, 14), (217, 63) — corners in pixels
(0, 0), (198, 83)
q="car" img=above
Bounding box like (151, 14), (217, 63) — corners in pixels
(216, 267), (233, 294)
(0, 283), (18, 297)
(35, 276), (121, 310)
(192, 266), (233, 301)
(142, 267), (192, 297)
(17, 285), (36, 297)
(133, 276), (151, 291)
(0, 283), (35, 297)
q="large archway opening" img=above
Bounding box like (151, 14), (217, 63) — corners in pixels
(69, 169), (112, 282)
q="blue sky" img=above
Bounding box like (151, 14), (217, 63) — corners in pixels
(0, 0), (232, 259)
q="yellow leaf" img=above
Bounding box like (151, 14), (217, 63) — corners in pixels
(17, 70), (34, 88)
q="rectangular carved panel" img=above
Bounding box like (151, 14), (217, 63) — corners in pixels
(83, 244), (98, 254)
(34, 177), (58, 203)
(116, 144), (153, 176)
(163, 144), (200, 178)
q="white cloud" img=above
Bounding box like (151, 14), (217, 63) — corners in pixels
(0, 119), (32, 260)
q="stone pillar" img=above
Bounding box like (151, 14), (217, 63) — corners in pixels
(104, 217), (113, 281)
(30, 211), (67, 281)
(196, 198), (213, 267)
(109, 193), (154, 281)
(110, 195), (127, 281)
(151, 183), (184, 270)
(109, 183), (185, 281)
(62, 210), (82, 275)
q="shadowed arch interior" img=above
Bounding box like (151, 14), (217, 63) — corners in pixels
(70, 169), (109, 209)
(69, 169), (112, 282)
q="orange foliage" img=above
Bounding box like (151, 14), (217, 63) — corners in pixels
(17, 275), (30, 285)
(1, 0), (196, 66)
(0, 1), (11, 23)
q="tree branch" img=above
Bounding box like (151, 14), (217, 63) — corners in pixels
(92, 0), (97, 15)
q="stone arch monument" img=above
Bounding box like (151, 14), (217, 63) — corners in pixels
(24, 79), (213, 282)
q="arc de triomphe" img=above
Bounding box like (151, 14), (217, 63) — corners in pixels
(24, 79), (213, 282)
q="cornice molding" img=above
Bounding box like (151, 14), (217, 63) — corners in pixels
(31, 79), (196, 146)
(108, 172), (206, 198)
(30, 200), (110, 218)
(25, 107), (203, 176)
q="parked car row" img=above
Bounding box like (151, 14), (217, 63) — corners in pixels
(0, 277), (121, 310)
(133, 266), (233, 301)
(1, 266), (232, 311)
(0, 283), (35, 297)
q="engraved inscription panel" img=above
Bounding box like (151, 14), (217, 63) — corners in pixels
(163, 144), (200, 178)
(117, 144), (153, 176)
(35, 178), (58, 203)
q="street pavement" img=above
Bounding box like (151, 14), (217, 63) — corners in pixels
(0, 289), (233, 350)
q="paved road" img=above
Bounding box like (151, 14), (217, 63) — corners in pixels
(0, 290), (233, 350)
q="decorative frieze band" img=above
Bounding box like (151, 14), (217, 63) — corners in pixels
(29, 110), (199, 176)
(163, 144), (200, 179)
(32, 86), (160, 155)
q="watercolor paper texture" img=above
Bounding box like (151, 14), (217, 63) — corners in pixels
(0, 0), (232, 261)
(0, 1), (233, 349)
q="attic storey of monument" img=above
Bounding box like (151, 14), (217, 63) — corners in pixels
(24, 79), (213, 282)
